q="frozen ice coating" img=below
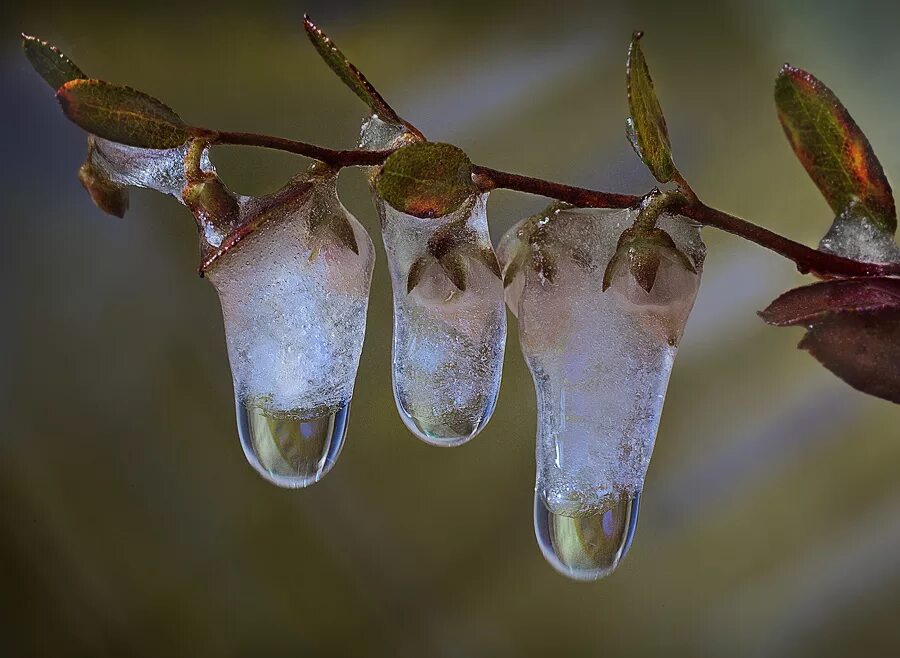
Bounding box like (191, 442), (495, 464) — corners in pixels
(818, 209), (900, 264)
(206, 176), (375, 487)
(498, 206), (705, 580)
(89, 137), (213, 198)
(358, 114), (414, 152)
(376, 193), (507, 446)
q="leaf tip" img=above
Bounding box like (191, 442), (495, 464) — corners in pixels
(632, 30), (644, 41)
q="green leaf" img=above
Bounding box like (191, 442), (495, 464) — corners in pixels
(57, 79), (193, 149)
(775, 64), (896, 233)
(626, 31), (677, 183)
(375, 142), (475, 218)
(303, 15), (402, 125)
(21, 34), (86, 91)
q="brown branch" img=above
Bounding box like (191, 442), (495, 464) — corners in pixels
(211, 131), (392, 167)
(196, 132), (900, 280)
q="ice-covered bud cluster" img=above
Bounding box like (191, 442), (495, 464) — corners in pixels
(203, 172), (375, 487)
(360, 118), (506, 446)
(376, 193), (506, 445)
(498, 205), (705, 580)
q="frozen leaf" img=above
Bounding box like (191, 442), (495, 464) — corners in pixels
(21, 34), (85, 91)
(775, 64), (896, 233)
(57, 79), (193, 149)
(406, 255), (431, 294)
(603, 226), (696, 293)
(626, 32), (677, 183)
(375, 142), (475, 218)
(438, 251), (467, 292)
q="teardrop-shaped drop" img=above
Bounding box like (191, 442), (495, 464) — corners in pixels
(534, 490), (640, 581)
(237, 397), (350, 488)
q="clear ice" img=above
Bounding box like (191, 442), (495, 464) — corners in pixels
(205, 176), (375, 487)
(376, 194), (506, 445)
(818, 205), (900, 264)
(360, 116), (506, 446)
(89, 137), (213, 199)
(498, 206), (705, 579)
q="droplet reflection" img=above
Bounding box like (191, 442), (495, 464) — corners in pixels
(534, 490), (640, 581)
(236, 397), (350, 488)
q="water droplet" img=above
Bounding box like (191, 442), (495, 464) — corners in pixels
(534, 490), (640, 581)
(394, 385), (496, 447)
(236, 397), (350, 488)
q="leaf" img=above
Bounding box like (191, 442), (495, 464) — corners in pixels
(603, 226), (695, 293)
(760, 279), (900, 404)
(328, 214), (360, 255)
(57, 79), (193, 149)
(303, 15), (402, 125)
(375, 142), (475, 218)
(502, 250), (525, 288)
(22, 34), (86, 91)
(800, 309), (900, 404)
(469, 246), (502, 279)
(438, 252), (468, 292)
(759, 278), (900, 326)
(406, 255), (431, 294)
(626, 31), (677, 183)
(775, 64), (896, 233)
(78, 159), (129, 218)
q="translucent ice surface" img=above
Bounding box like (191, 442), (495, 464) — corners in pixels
(89, 137), (213, 199)
(818, 206), (900, 264)
(498, 206), (705, 579)
(376, 193), (506, 446)
(206, 176), (375, 487)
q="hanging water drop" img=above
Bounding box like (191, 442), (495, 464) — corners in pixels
(534, 489), (640, 581)
(236, 397), (350, 488)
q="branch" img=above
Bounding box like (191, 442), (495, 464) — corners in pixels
(211, 130), (391, 167)
(473, 165), (900, 279)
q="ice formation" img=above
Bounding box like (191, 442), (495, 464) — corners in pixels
(360, 116), (506, 446)
(88, 137), (213, 198)
(818, 204), (900, 264)
(498, 206), (705, 579)
(205, 174), (375, 487)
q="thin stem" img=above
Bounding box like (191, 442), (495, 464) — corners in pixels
(211, 131), (392, 167)
(476, 165), (900, 279)
(194, 131), (900, 280)
(471, 165), (641, 209)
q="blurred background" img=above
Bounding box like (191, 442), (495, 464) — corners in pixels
(4, 0), (900, 655)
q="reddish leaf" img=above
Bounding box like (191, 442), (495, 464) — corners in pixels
(800, 309), (900, 404)
(760, 278), (900, 326)
(775, 65), (896, 233)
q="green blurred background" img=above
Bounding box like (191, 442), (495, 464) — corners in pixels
(4, 0), (900, 655)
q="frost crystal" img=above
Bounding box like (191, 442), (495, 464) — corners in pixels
(499, 207), (705, 517)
